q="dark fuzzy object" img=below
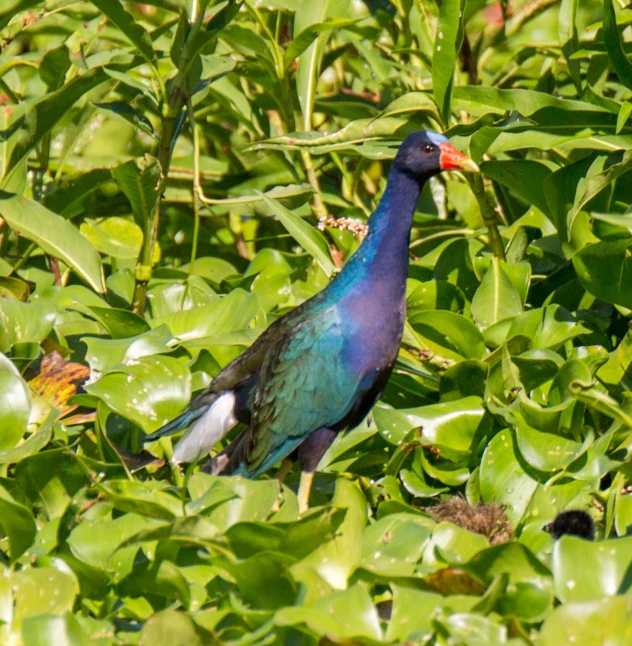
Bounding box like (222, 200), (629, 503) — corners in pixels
(544, 510), (595, 540)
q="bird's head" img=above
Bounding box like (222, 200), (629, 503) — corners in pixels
(394, 130), (479, 179)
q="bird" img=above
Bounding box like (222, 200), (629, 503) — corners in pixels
(144, 131), (479, 513)
(544, 510), (596, 540)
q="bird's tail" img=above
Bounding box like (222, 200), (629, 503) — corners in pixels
(147, 391), (239, 465)
(144, 406), (209, 442)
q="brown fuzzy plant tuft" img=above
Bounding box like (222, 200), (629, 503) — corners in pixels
(427, 496), (514, 545)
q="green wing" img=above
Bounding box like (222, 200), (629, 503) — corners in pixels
(241, 306), (358, 476)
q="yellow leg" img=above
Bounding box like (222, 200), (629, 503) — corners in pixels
(276, 458), (293, 484)
(270, 458), (294, 513)
(297, 471), (314, 515)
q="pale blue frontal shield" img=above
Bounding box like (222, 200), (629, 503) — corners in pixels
(427, 131), (448, 145)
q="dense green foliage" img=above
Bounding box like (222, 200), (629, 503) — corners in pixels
(0, 0), (632, 643)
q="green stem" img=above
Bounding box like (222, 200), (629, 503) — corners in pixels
(301, 149), (328, 219)
(466, 174), (506, 261)
(159, 437), (184, 488)
(187, 97), (201, 273)
(131, 4), (206, 315)
(11, 241), (37, 274)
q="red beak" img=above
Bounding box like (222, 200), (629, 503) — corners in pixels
(439, 142), (479, 172)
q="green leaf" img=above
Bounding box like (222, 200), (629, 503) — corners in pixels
(514, 414), (591, 472)
(573, 240), (632, 308)
(559, 0), (581, 91)
(19, 614), (89, 646)
(186, 474), (279, 528)
(481, 160), (552, 215)
(454, 85), (605, 115)
(99, 480), (183, 519)
(407, 279), (465, 313)
(298, 479), (366, 589)
(361, 513), (432, 577)
(91, 0), (156, 63)
(12, 567), (79, 619)
(568, 150), (632, 235)
(139, 610), (205, 646)
(422, 522), (489, 568)
(0, 351), (30, 449)
(1, 68), (109, 186)
(152, 289), (259, 343)
(76, 306), (146, 340)
(228, 551), (296, 610)
(80, 217), (151, 260)
(440, 613), (507, 645)
(83, 325), (174, 373)
(67, 512), (164, 572)
(0, 483), (37, 561)
(603, 0), (632, 91)
(471, 258), (523, 329)
(0, 192), (105, 293)
(372, 92), (441, 123)
(86, 356), (191, 434)
(617, 101), (632, 134)
(40, 45), (71, 91)
(111, 156), (162, 230)
(433, 0), (466, 124)
(95, 102), (157, 140)
(465, 542), (552, 588)
(0, 411), (55, 465)
(262, 195), (335, 276)
(0, 300), (57, 352)
(284, 18), (357, 70)
(403, 396), (486, 457)
(539, 596), (632, 646)
(408, 310), (486, 360)
(552, 535), (632, 602)
(186, 0), (244, 63)
(294, 0), (351, 128)
(479, 429), (538, 525)
(385, 586), (445, 642)
(276, 584), (382, 641)
(615, 492), (632, 537)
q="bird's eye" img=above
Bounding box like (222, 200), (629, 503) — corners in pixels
(422, 144), (434, 153)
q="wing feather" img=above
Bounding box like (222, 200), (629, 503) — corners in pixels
(240, 306), (360, 475)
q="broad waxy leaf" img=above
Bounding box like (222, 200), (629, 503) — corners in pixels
(0, 193), (104, 293)
(85, 355), (191, 434)
(573, 239), (632, 308)
(480, 430), (538, 525)
(471, 257), (523, 329)
(552, 535), (632, 602)
(539, 596), (632, 646)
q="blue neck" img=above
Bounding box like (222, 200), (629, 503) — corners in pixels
(329, 167), (425, 295)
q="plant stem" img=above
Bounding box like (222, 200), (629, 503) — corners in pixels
(187, 97), (201, 273)
(131, 5), (206, 315)
(466, 174), (506, 261)
(12, 241), (37, 274)
(301, 149), (328, 219)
